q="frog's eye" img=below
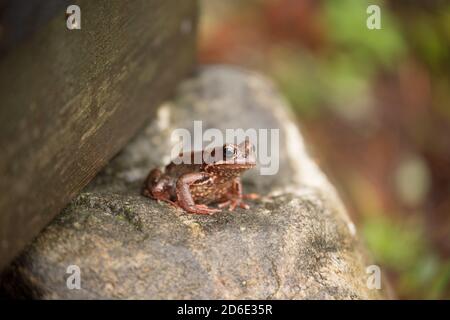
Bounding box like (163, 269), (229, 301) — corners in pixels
(224, 145), (235, 159)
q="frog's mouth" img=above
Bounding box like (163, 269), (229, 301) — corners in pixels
(215, 161), (256, 170)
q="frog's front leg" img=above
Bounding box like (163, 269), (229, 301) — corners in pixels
(176, 172), (221, 215)
(218, 178), (259, 211)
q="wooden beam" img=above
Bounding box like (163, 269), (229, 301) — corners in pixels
(0, 0), (198, 270)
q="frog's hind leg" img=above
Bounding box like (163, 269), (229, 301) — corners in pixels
(142, 169), (177, 207)
(142, 168), (162, 197)
(176, 172), (221, 215)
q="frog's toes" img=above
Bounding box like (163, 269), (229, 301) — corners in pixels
(242, 193), (260, 200)
(218, 199), (250, 211)
(230, 200), (250, 211)
(186, 204), (221, 215)
(237, 201), (250, 210)
(217, 200), (231, 209)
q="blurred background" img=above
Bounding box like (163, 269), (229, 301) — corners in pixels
(199, 0), (450, 299)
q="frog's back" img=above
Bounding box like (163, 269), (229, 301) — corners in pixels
(164, 162), (204, 178)
(164, 150), (206, 178)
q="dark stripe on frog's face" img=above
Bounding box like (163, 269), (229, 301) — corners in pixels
(204, 141), (257, 172)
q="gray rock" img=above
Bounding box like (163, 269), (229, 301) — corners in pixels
(0, 66), (389, 299)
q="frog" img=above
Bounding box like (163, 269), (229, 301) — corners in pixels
(142, 140), (258, 215)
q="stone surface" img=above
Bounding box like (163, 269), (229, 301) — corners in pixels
(0, 66), (389, 299)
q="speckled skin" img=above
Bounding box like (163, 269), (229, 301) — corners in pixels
(142, 141), (257, 214)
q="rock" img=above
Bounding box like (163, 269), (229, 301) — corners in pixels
(0, 66), (389, 299)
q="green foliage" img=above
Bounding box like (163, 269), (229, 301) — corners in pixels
(271, 48), (376, 121)
(270, 49), (325, 118)
(324, 0), (406, 69)
(407, 8), (450, 72)
(363, 216), (450, 299)
(363, 216), (425, 270)
(271, 0), (406, 120)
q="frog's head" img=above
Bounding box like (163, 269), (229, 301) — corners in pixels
(205, 140), (257, 175)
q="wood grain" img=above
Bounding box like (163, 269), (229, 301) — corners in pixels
(0, 0), (198, 270)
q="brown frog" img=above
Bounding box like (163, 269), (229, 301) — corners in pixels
(142, 140), (258, 214)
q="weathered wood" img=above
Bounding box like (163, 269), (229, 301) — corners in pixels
(0, 0), (72, 57)
(0, 0), (198, 270)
